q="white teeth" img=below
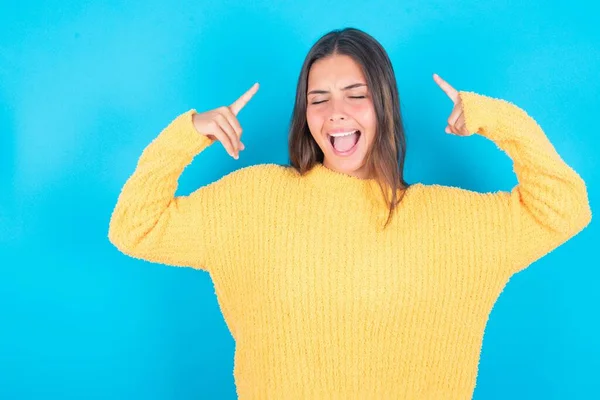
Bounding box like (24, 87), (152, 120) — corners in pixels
(329, 130), (359, 137)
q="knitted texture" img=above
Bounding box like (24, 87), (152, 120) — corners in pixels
(108, 91), (591, 399)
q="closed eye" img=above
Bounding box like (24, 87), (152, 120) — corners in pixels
(310, 96), (366, 105)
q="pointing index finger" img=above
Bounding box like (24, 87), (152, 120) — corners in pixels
(229, 82), (260, 116)
(433, 73), (459, 103)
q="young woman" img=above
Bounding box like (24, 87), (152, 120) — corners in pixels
(108, 28), (591, 399)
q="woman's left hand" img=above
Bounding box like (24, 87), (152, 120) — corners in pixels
(433, 73), (472, 136)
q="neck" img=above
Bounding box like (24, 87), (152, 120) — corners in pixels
(322, 161), (373, 180)
(303, 162), (378, 194)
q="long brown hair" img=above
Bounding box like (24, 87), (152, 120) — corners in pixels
(288, 27), (409, 228)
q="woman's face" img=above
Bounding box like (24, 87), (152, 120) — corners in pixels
(306, 54), (377, 179)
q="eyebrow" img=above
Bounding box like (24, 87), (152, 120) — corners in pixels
(307, 83), (367, 96)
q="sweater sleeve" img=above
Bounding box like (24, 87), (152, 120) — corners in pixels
(457, 91), (592, 275)
(108, 109), (241, 272)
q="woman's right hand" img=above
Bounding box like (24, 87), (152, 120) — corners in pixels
(192, 82), (259, 159)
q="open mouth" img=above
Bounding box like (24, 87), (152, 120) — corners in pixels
(328, 130), (361, 156)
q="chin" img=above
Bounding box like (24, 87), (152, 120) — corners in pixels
(324, 154), (369, 178)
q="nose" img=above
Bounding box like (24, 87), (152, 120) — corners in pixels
(328, 98), (347, 121)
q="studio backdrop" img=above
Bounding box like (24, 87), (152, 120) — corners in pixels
(1, 1), (598, 399)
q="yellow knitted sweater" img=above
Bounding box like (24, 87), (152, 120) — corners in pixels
(108, 91), (591, 399)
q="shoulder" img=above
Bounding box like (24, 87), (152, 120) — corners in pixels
(407, 182), (512, 233)
(228, 163), (294, 178)
(410, 182), (508, 205)
(211, 163), (297, 187)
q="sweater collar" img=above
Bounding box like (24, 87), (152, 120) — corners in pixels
(302, 162), (413, 206)
(300, 162), (415, 229)
(304, 162), (379, 192)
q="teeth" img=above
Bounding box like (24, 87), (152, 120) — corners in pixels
(329, 130), (359, 137)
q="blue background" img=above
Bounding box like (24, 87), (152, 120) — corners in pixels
(1, 1), (598, 398)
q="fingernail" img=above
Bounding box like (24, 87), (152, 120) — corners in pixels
(240, 142), (245, 150)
